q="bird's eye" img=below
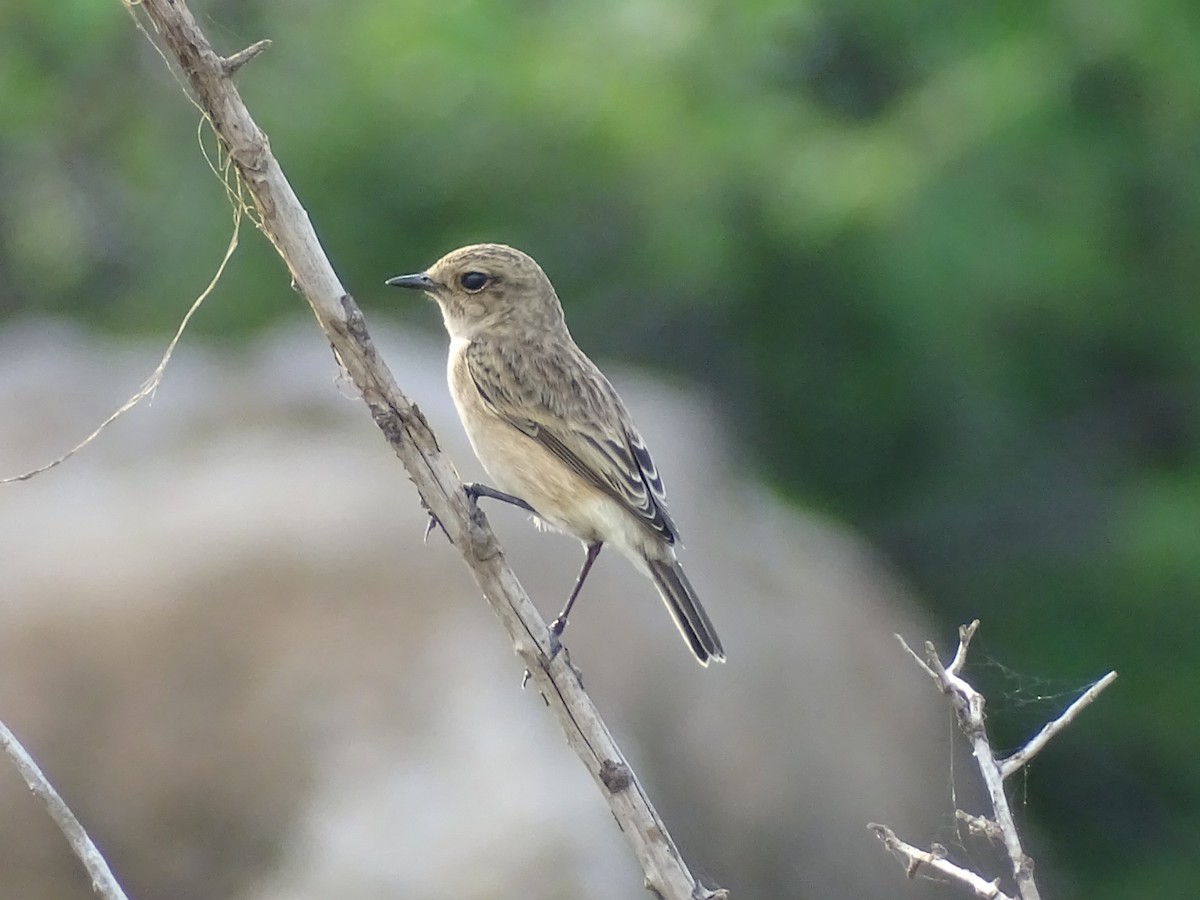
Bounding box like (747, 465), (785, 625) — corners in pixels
(460, 272), (489, 292)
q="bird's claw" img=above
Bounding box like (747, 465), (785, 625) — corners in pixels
(520, 621), (582, 687)
(421, 503), (452, 544)
(423, 482), (529, 545)
(547, 617), (568, 661)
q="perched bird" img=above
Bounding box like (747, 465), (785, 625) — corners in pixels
(387, 243), (725, 665)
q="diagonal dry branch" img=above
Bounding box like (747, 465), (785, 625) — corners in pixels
(122, 2), (722, 898)
(0, 720), (130, 900)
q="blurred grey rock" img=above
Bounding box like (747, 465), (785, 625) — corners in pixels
(0, 320), (960, 900)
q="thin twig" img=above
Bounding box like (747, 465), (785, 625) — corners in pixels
(0, 209), (240, 485)
(123, 3), (720, 898)
(1001, 671), (1118, 779)
(893, 633), (937, 679)
(947, 619), (979, 676)
(221, 39), (271, 75)
(0, 719), (130, 900)
(868, 824), (1014, 900)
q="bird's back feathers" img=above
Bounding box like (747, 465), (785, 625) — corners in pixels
(465, 335), (678, 544)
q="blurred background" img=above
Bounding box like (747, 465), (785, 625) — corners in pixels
(1, 0), (1197, 897)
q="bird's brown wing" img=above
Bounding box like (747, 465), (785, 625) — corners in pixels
(465, 337), (678, 544)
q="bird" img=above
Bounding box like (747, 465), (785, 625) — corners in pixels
(386, 243), (724, 665)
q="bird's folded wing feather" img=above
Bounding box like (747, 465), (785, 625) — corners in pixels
(466, 338), (678, 543)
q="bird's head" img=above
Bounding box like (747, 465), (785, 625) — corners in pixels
(387, 243), (565, 340)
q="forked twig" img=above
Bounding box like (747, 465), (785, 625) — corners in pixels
(868, 823), (1014, 900)
(878, 622), (1116, 900)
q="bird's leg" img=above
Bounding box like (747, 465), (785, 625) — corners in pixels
(548, 542), (603, 659)
(422, 483), (536, 543)
(463, 482), (536, 514)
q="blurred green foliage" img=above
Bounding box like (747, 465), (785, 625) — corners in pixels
(2, 0), (1197, 895)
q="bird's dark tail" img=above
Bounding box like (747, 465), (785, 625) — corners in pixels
(646, 558), (725, 665)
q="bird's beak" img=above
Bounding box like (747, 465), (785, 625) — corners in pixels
(385, 272), (437, 292)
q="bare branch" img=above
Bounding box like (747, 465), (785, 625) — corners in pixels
(1001, 671), (1118, 779)
(221, 39), (271, 75)
(948, 619), (980, 675)
(880, 623), (1111, 900)
(893, 632), (937, 679)
(956, 810), (1003, 843)
(919, 626), (1041, 900)
(123, 2), (718, 897)
(0, 719), (130, 900)
(868, 824), (1014, 900)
